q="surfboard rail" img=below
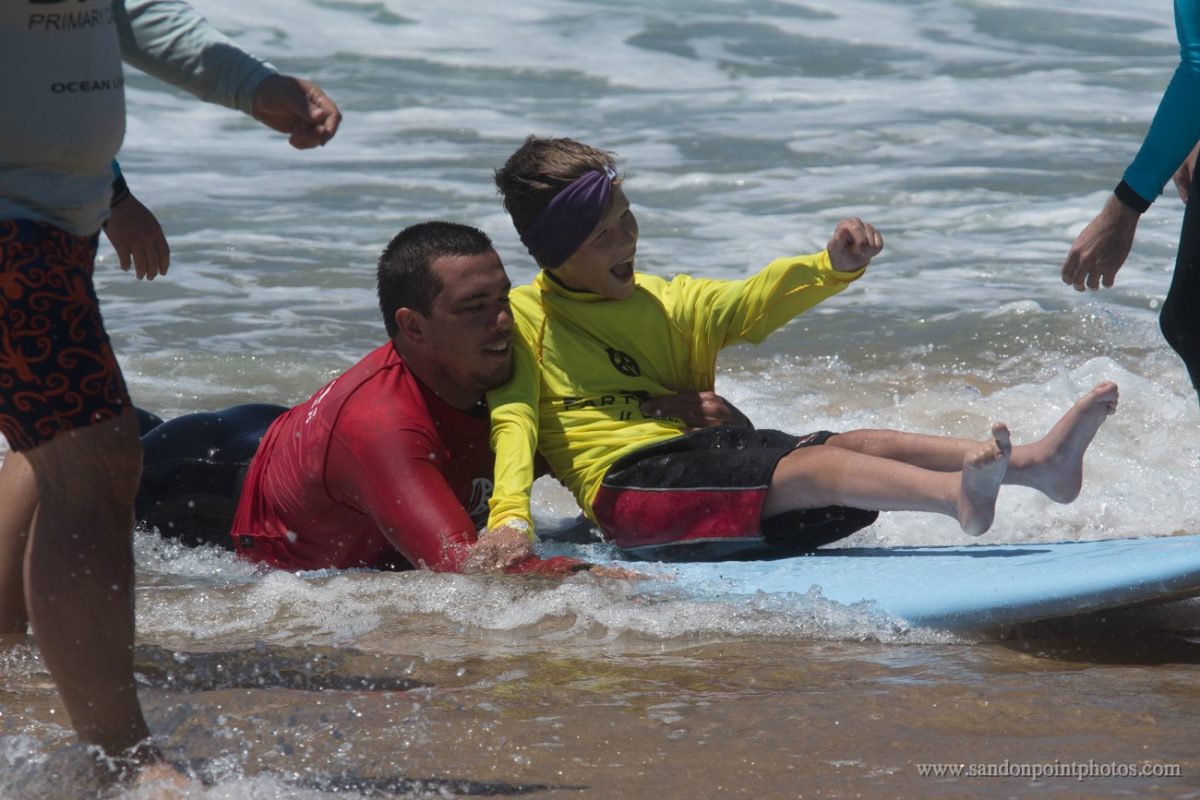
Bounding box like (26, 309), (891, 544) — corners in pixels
(622, 534), (1200, 630)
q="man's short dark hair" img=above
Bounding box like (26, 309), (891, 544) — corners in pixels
(377, 221), (494, 337)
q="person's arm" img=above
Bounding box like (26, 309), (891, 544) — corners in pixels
(114, 0), (340, 148)
(1171, 141), (1200, 201)
(328, 425), (478, 571)
(674, 218), (879, 353)
(1062, 0), (1200, 291)
(1118, 0), (1200, 211)
(639, 391), (753, 430)
(328, 425), (583, 575)
(484, 309), (543, 542)
(103, 160), (171, 280)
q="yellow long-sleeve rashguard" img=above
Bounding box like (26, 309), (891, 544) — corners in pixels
(486, 250), (866, 535)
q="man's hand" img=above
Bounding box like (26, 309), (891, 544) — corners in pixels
(1173, 142), (1200, 202)
(640, 391), (752, 430)
(103, 193), (170, 280)
(1061, 194), (1139, 292)
(252, 75), (342, 149)
(463, 524), (535, 573)
(827, 218), (884, 272)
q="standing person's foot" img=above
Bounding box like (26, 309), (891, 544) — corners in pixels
(132, 761), (193, 797)
(1011, 381), (1118, 502)
(84, 744), (192, 798)
(959, 423), (1011, 536)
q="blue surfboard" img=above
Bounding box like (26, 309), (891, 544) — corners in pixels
(619, 534), (1200, 630)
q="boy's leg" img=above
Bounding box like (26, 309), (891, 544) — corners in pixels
(0, 452), (36, 633)
(821, 429), (987, 470)
(764, 424), (1012, 536)
(23, 408), (153, 759)
(822, 382), (1117, 502)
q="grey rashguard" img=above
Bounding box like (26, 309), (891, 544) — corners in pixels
(0, 0), (277, 237)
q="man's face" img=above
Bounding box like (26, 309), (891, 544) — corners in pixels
(554, 186), (639, 300)
(420, 250), (514, 404)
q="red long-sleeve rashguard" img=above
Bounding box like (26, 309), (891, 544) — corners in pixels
(231, 343), (581, 575)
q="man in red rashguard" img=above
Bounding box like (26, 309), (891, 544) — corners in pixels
(234, 220), (573, 573)
(134, 221), (746, 575)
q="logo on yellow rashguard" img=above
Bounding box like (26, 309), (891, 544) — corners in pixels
(606, 347), (640, 377)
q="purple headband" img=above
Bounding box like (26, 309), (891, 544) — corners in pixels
(519, 167), (616, 269)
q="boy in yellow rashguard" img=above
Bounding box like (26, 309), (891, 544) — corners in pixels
(480, 136), (1118, 564)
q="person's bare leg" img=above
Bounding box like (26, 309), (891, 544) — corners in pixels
(0, 452), (37, 633)
(999, 381), (1118, 502)
(22, 409), (154, 762)
(822, 382), (1118, 502)
(764, 423), (1012, 536)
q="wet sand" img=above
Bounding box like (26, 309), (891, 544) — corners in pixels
(3, 591), (1200, 799)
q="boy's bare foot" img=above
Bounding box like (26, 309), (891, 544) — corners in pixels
(1012, 381), (1118, 503)
(959, 423), (1011, 536)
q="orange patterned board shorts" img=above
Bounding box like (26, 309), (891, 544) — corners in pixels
(0, 220), (130, 452)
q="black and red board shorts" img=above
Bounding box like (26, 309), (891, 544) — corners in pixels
(0, 219), (130, 452)
(592, 426), (879, 561)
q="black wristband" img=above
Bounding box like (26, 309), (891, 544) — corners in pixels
(1114, 180), (1151, 214)
(110, 173), (132, 207)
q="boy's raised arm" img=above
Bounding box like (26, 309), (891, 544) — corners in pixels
(713, 217), (881, 348)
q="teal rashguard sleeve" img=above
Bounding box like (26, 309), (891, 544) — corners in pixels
(110, 159), (130, 206)
(1119, 0), (1200, 211)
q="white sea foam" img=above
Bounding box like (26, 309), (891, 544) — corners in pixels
(133, 544), (951, 649)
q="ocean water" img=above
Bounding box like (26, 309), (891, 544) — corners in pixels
(3, 0), (1200, 797)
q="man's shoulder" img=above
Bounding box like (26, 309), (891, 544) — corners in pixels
(331, 342), (413, 394)
(336, 347), (428, 421)
(289, 344), (426, 440)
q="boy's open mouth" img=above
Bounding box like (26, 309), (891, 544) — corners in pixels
(611, 258), (635, 282)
